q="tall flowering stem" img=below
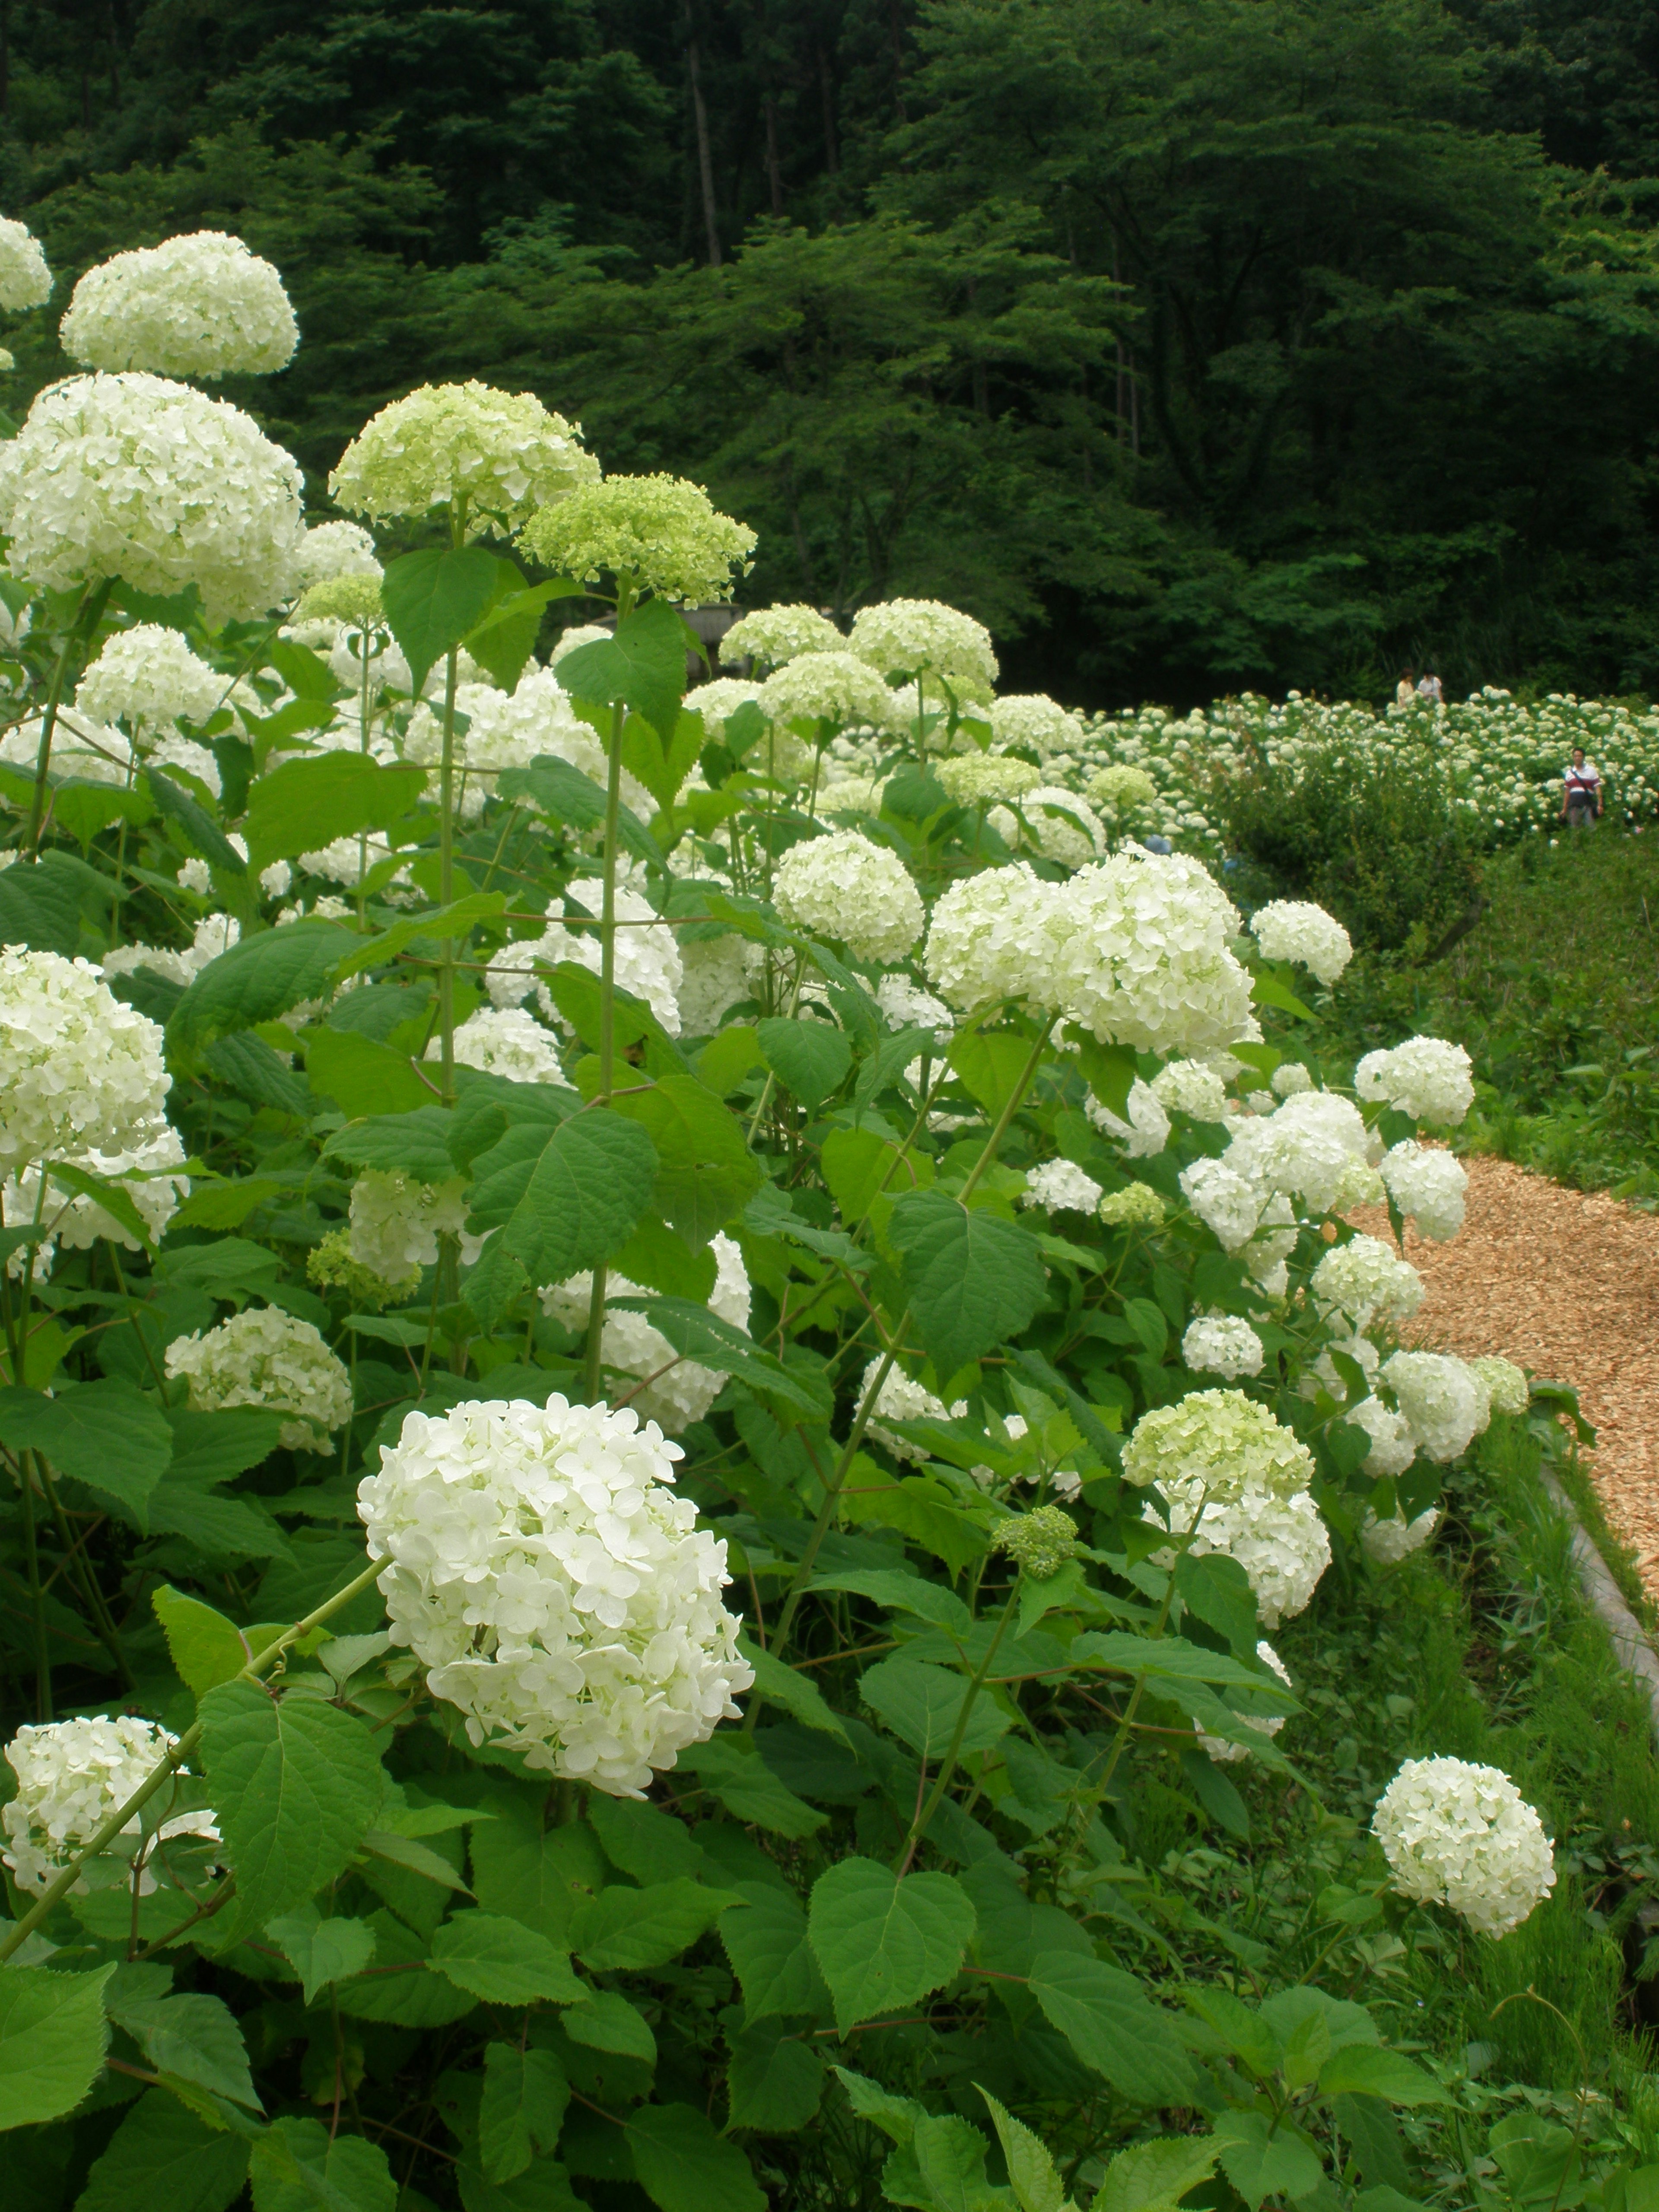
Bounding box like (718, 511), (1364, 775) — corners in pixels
(583, 577), (637, 1405)
(27, 585), (100, 850)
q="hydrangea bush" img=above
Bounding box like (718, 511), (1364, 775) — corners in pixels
(0, 225), (1602, 2212)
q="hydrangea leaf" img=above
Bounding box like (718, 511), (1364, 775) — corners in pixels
(737, 1637), (851, 1744)
(572, 1878), (743, 1971)
(264, 1906), (378, 2006)
(429, 1912), (588, 2005)
(332, 1910), (479, 2029)
(103, 1985), (261, 2111)
(755, 1016), (852, 1112)
(675, 1735), (827, 1837)
(145, 766), (246, 874)
(495, 756), (664, 868)
(725, 2019), (825, 2133)
(380, 544), (501, 694)
(609, 1074), (762, 1244)
(249, 2113), (397, 2212)
(1093, 2136), (1220, 2212)
(626, 2101), (766, 2212)
(1212, 2110), (1325, 2211)
(0, 1378), (174, 1529)
(557, 597), (688, 747)
(562, 1990), (658, 2063)
(721, 1886), (831, 2025)
(198, 1680), (388, 1945)
(1026, 1951), (1196, 2105)
(887, 1190), (1046, 1385)
(241, 753), (426, 874)
(496, 1106), (659, 1285)
(331, 890), (509, 983)
(168, 920), (356, 1058)
(1316, 2044), (1450, 2106)
(616, 1296), (832, 1418)
(479, 2043), (571, 2183)
(322, 1105), (460, 1181)
(858, 1656), (1013, 1761)
(153, 1583), (276, 1696)
(0, 855), (91, 955)
(73, 2090), (249, 2212)
(0, 1962), (115, 2129)
(978, 2088), (1071, 2212)
(806, 1859), (976, 2034)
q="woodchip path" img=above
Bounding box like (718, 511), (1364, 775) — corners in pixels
(1353, 1157), (1659, 1592)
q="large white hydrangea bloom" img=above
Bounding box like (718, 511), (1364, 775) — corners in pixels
(403, 673), (651, 822)
(1343, 1392), (1418, 1479)
(349, 1170), (480, 1288)
(1383, 1350), (1491, 1462)
(874, 971), (953, 1046)
(849, 598), (998, 686)
(440, 1005), (567, 1085)
(1379, 1141), (1467, 1241)
(330, 381), (598, 535)
(1153, 1058), (1231, 1122)
(0, 950), (169, 1174)
(4, 1122), (190, 1273)
(1249, 899), (1353, 987)
(936, 753), (1042, 808)
(1123, 1389), (1314, 1500)
(923, 863), (1065, 1014)
(1310, 1233), (1425, 1333)
(0, 216), (51, 309)
(1354, 1036), (1475, 1128)
(1087, 1078), (1171, 1159)
(165, 1306), (353, 1452)
(1022, 1159), (1105, 1214)
(75, 623), (222, 734)
(537, 878), (684, 1036)
(1156, 1480), (1331, 1629)
(60, 232), (298, 379)
(988, 693), (1082, 758)
(2, 1715), (217, 1896)
(519, 474), (755, 605)
(356, 1396), (754, 1792)
(540, 1233), (750, 1435)
(721, 604), (844, 669)
(1373, 1756), (1555, 1937)
(772, 830), (923, 964)
(1050, 852), (1257, 1056)
(759, 651), (893, 732)
(0, 373), (305, 621)
(1182, 1315), (1265, 1381)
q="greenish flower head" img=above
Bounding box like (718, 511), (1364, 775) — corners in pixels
(307, 1227), (418, 1311)
(296, 573), (384, 629)
(996, 1504), (1079, 1580)
(1098, 1182), (1166, 1229)
(936, 752), (1042, 807)
(519, 473), (756, 605)
(1088, 763), (1158, 811)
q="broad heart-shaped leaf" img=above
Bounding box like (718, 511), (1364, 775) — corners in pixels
(1317, 2043), (1450, 2106)
(241, 753), (426, 874)
(627, 2101), (766, 2212)
(563, 1990), (658, 2062)
(250, 2114), (397, 2212)
(558, 596), (690, 746)
(610, 1074), (762, 1243)
(462, 569), (585, 693)
(153, 1584), (276, 1696)
(381, 544), (502, 695)
(0, 855), (89, 954)
(145, 766), (247, 873)
(496, 756), (663, 869)
(721, 1886), (831, 2025)
(74, 2090), (250, 2212)
(859, 1656), (1013, 1761)
(807, 1859), (976, 2034)
(621, 706), (706, 813)
(887, 1191), (1046, 1386)
(323, 1105), (460, 1182)
(479, 2043), (570, 2183)
(198, 1680), (387, 1945)
(572, 1877), (741, 1971)
(1027, 1952), (1196, 2107)
(1211, 2110), (1325, 2212)
(726, 2018), (826, 2133)
(0, 1379), (173, 1528)
(168, 920), (355, 1058)
(304, 1027), (433, 1118)
(950, 1030), (1037, 1116)
(488, 1107), (658, 1287)
(675, 1735), (827, 1837)
(104, 1983), (261, 2110)
(979, 2089), (1069, 2212)
(0, 1961), (114, 2129)
(202, 1030), (311, 1117)
(1093, 2136), (1220, 2212)
(265, 1907), (378, 2005)
(756, 1016), (853, 1113)
(429, 1911), (588, 2004)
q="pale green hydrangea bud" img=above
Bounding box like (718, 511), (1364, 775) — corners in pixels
(1468, 1354), (1529, 1417)
(1088, 763), (1157, 811)
(1098, 1183), (1166, 1229)
(520, 473), (755, 604)
(996, 1505), (1079, 1580)
(296, 573), (384, 628)
(935, 752), (1042, 807)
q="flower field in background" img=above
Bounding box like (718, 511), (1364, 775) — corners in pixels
(0, 219), (1645, 2212)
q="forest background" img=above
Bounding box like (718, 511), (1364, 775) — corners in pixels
(10, 0), (1659, 710)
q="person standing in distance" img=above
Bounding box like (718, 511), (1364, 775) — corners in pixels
(1561, 746), (1604, 828)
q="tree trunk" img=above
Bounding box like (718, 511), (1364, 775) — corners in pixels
(686, 13), (722, 267)
(763, 91), (784, 216)
(816, 43), (838, 173)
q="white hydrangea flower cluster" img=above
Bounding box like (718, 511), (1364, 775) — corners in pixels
(720, 604), (844, 669)
(1249, 899), (1354, 987)
(75, 623), (222, 734)
(988, 693), (1082, 757)
(441, 1005), (566, 1084)
(849, 599), (998, 686)
(1123, 1389), (1313, 1500)
(402, 673), (652, 822)
(1382, 1350), (1491, 1462)
(1087, 763), (1158, 813)
(293, 520), (382, 590)
(0, 372), (306, 622)
(330, 381), (597, 535)
(0, 216), (51, 309)
(0, 950), (170, 1174)
(1098, 1183), (1167, 1229)
(860, 1355), (966, 1462)
(758, 651), (893, 732)
(60, 232), (298, 380)
(1152, 1058), (1231, 1122)
(923, 863), (1066, 1014)
(1198, 1640), (1291, 1764)
(1355, 1036), (1475, 1128)
(537, 878), (684, 1036)
(1310, 1233), (1425, 1332)
(675, 935), (763, 1036)
(540, 1234), (750, 1435)
(349, 1170), (480, 1290)
(772, 830), (923, 964)
(4, 1122), (191, 1274)
(1271, 1062), (1313, 1096)
(874, 972), (953, 1046)
(1087, 1079), (1171, 1159)
(1373, 1756), (1556, 1937)
(1221, 1089), (1378, 1217)
(2, 1715), (217, 1896)
(1182, 1315), (1265, 1380)
(935, 753), (1042, 807)
(988, 786), (1103, 868)
(1051, 852), (1257, 1055)
(689, 676), (765, 738)
(1160, 1481), (1331, 1630)
(165, 1306), (353, 1453)
(1380, 1141), (1468, 1240)
(1360, 1505), (1442, 1566)
(519, 474), (755, 604)
(1021, 1159), (1105, 1214)
(356, 1396), (753, 1793)
(1469, 1354), (1529, 1417)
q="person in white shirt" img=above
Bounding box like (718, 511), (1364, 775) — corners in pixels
(1415, 670), (1443, 705)
(1561, 747), (1603, 827)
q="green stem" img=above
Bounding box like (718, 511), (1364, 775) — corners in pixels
(34, 1450), (133, 1692)
(17, 1448), (49, 1719)
(583, 584), (636, 1408)
(435, 642), (461, 1108)
(896, 1574), (1021, 1873)
(27, 589), (92, 849)
(0, 1555), (387, 1964)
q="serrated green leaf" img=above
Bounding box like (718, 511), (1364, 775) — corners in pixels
(610, 1074), (762, 1243)
(480, 2043), (571, 2183)
(381, 544), (501, 695)
(75, 2090), (249, 2212)
(265, 1905), (378, 2005)
(677, 1736), (827, 1837)
(557, 597), (688, 746)
(859, 1656), (1013, 1761)
(105, 1984), (261, 2110)
(168, 921), (356, 1058)
(243, 753), (426, 875)
(573, 1877), (741, 1971)
(756, 1017), (852, 1113)
(473, 1106), (658, 1287)
(198, 1680), (387, 1945)
(0, 1379), (173, 1528)
(721, 1887), (830, 2025)
(627, 2101), (766, 2212)
(617, 1296), (831, 1417)
(153, 1585), (253, 1695)
(979, 2088), (1071, 2212)
(429, 1911), (588, 2004)
(807, 1859), (976, 2034)
(0, 1962), (114, 2130)
(1212, 2110), (1324, 2211)
(887, 1190), (1046, 1384)
(496, 756), (663, 869)
(146, 766), (247, 873)
(332, 890), (509, 983)
(1027, 1952), (1195, 2106)
(305, 1028), (433, 1118)
(250, 2113), (397, 2212)
(1091, 2136), (1219, 2212)
(738, 1638), (850, 1743)
(726, 2018), (825, 2133)
(1317, 2044), (1450, 2107)
(323, 1106), (459, 1182)
(562, 1990), (658, 2062)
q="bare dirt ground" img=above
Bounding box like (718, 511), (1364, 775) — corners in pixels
(1351, 1155), (1659, 1592)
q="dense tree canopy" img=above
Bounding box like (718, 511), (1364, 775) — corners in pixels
(6, 0), (1659, 705)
